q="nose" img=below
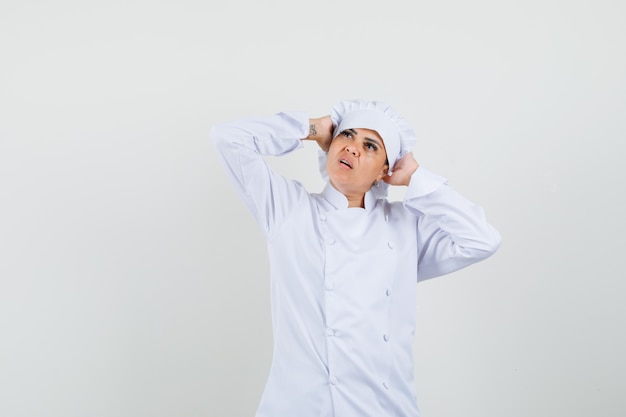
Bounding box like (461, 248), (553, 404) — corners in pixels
(345, 144), (358, 156)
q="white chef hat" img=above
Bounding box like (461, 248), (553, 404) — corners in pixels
(319, 99), (417, 197)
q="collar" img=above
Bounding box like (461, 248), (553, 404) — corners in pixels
(321, 182), (378, 210)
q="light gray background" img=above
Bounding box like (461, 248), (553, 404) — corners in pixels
(1, 1), (624, 416)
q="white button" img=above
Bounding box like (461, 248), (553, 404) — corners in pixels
(330, 376), (337, 385)
(319, 214), (327, 222)
(387, 241), (395, 249)
(382, 381), (389, 390)
(326, 328), (335, 336)
(325, 282), (335, 291)
(326, 237), (336, 245)
(383, 334), (390, 342)
(386, 288), (391, 296)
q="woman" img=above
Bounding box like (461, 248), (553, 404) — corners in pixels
(210, 99), (501, 417)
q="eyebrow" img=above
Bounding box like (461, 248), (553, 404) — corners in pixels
(346, 128), (384, 148)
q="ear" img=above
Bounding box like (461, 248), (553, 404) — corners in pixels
(376, 164), (389, 182)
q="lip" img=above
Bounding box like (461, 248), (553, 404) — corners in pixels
(339, 158), (353, 169)
(337, 153), (355, 169)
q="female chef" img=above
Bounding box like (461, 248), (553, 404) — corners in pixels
(210, 99), (501, 417)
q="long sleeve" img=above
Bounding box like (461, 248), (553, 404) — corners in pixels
(403, 167), (502, 281)
(210, 111), (310, 237)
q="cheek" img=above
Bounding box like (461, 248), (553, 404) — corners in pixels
(367, 153), (387, 169)
(327, 139), (343, 155)
(365, 162), (385, 180)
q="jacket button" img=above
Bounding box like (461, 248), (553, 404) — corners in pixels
(325, 282), (335, 291)
(319, 214), (327, 222)
(326, 237), (336, 245)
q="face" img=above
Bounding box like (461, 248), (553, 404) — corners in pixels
(325, 127), (389, 197)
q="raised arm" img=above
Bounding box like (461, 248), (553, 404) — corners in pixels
(391, 154), (501, 281)
(210, 111), (311, 236)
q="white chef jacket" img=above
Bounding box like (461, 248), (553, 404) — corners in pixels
(210, 111), (501, 417)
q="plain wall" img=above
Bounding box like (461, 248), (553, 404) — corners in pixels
(1, 0), (624, 416)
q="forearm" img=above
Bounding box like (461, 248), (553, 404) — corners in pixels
(405, 168), (501, 280)
(210, 111), (309, 159)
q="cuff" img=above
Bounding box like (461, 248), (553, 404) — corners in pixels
(404, 167), (448, 200)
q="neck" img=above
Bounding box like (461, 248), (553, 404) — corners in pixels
(329, 180), (366, 208)
(346, 193), (365, 208)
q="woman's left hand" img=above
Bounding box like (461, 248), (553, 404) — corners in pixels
(383, 152), (419, 186)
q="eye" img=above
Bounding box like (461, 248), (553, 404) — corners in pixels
(365, 142), (378, 151)
(340, 130), (353, 139)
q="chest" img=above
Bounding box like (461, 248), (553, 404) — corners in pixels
(319, 206), (414, 256)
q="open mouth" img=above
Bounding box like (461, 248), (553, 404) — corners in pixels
(339, 159), (352, 169)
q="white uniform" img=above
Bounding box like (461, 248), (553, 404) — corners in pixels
(210, 111), (501, 417)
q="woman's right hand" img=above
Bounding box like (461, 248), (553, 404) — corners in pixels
(305, 116), (334, 152)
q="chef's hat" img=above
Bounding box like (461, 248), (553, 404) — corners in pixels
(319, 99), (417, 197)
